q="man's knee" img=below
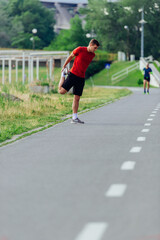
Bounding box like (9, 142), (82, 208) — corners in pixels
(59, 87), (67, 94)
(74, 95), (80, 102)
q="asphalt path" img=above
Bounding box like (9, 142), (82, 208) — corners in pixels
(0, 88), (160, 240)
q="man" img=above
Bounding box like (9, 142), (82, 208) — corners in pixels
(143, 63), (152, 94)
(58, 39), (100, 124)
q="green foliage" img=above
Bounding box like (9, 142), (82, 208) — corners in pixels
(6, 0), (55, 49)
(85, 0), (160, 59)
(46, 15), (88, 51)
(0, 0), (22, 47)
(137, 78), (143, 85)
(85, 61), (107, 79)
(85, 0), (127, 52)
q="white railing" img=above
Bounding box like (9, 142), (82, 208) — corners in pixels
(111, 62), (139, 83)
(154, 60), (160, 68)
(0, 50), (70, 85)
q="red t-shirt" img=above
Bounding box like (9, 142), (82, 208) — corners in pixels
(70, 47), (95, 78)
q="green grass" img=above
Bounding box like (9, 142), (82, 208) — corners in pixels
(86, 61), (144, 87)
(113, 70), (143, 87)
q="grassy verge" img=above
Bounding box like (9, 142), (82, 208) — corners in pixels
(86, 61), (144, 87)
(0, 80), (131, 143)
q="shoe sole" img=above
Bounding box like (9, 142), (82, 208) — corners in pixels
(71, 121), (84, 124)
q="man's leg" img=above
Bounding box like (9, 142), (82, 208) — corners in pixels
(72, 95), (80, 115)
(147, 81), (150, 94)
(143, 79), (146, 94)
(71, 95), (84, 124)
(58, 72), (67, 94)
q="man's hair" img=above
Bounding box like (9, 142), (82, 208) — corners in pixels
(89, 39), (100, 47)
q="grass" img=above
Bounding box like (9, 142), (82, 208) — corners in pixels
(86, 61), (144, 87)
(0, 68), (132, 144)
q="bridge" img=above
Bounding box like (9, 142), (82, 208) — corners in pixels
(40, 0), (88, 32)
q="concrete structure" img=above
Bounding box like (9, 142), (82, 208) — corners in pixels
(40, 0), (88, 32)
(118, 51), (126, 61)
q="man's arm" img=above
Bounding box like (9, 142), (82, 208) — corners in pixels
(61, 52), (75, 72)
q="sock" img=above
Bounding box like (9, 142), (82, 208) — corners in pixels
(61, 71), (65, 77)
(147, 89), (149, 92)
(73, 113), (78, 120)
(144, 89), (146, 93)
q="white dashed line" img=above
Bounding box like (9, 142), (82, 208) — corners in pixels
(147, 118), (153, 121)
(137, 137), (146, 141)
(152, 111), (157, 114)
(150, 114), (155, 117)
(144, 123), (151, 126)
(121, 161), (136, 170)
(154, 109), (158, 111)
(141, 129), (150, 133)
(75, 223), (108, 240)
(105, 184), (127, 197)
(130, 147), (142, 153)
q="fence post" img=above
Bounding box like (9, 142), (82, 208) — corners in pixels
(16, 60), (18, 82)
(2, 59), (5, 85)
(9, 59), (12, 84)
(49, 58), (53, 80)
(31, 57), (34, 82)
(22, 52), (25, 84)
(28, 56), (30, 83)
(36, 57), (39, 81)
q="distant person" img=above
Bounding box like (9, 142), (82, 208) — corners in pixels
(143, 63), (152, 94)
(58, 39), (100, 124)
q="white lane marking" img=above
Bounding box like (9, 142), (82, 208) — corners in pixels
(121, 161), (136, 170)
(75, 223), (108, 240)
(144, 123), (151, 126)
(152, 111), (157, 114)
(147, 118), (153, 121)
(141, 129), (150, 133)
(154, 109), (158, 111)
(137, 137), (146, 141)
(150, 114), (155, 117)
(105, 184), (127, 197)
(130, 147), (142, 153)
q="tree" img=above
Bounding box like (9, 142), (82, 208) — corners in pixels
(123, 0), (160, 58)
(84, 0), (160, 59)
(46, 15), (88, 51)
(0, 0), (24, 48)
(7, 0), (55, 49)
(84, 0), (127, 52)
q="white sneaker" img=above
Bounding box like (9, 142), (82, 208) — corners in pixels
(62, 67), (68, 76)
(71, 118), (84, 124)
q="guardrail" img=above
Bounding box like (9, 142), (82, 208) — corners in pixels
(111, 62), (139, 83)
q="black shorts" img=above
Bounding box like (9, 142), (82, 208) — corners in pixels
(62, 72), (85, 96)
(144, 76), (150, 82)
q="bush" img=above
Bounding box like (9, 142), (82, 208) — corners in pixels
(86, 60), (107, 79)
(137, 78), (143, 85)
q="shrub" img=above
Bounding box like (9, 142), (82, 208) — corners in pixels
(137, 78), (143, 85)
(86, 60), (107, 79)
